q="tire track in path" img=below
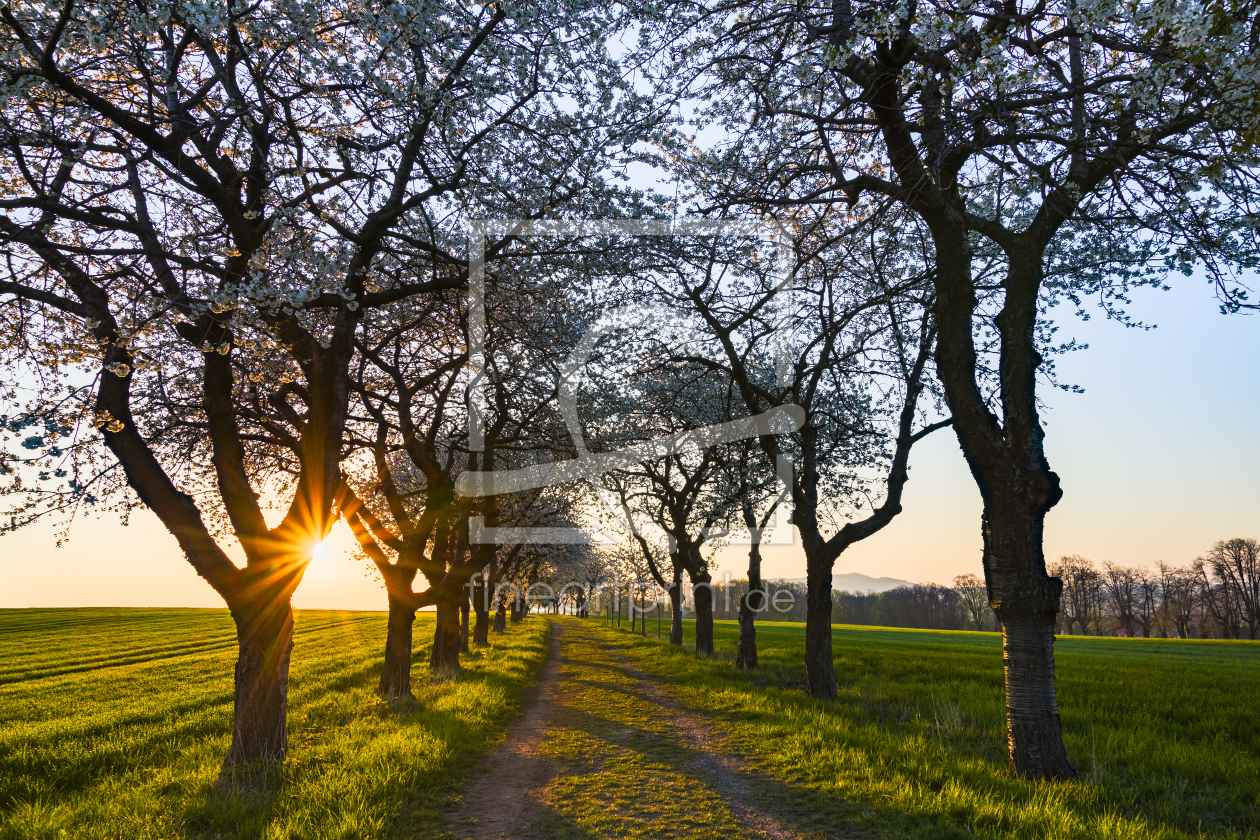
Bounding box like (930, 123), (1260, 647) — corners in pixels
(447, 618), (809, 840)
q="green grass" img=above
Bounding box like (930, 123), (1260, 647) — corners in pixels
(5, 609), (1257, 840)
(595, 617), (1260, 840)
(0, 608), (549, 840)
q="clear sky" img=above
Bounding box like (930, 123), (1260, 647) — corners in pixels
(1, 273), (1257, 609)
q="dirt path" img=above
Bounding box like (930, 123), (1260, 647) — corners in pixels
(446, 622), (566, 839)
(446, 618), (807, 840)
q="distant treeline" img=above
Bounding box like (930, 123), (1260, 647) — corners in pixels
(1051, 539), (1259, 640)
(673, 537), (1259, 638)
(685, 579), (984, 631)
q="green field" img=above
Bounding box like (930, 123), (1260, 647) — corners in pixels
(0, 608), (549, 840)
(599, 618), (1260, 839)
(2, 610), (1257, 840)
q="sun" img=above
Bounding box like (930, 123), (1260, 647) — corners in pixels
(311, 538), (332, 561)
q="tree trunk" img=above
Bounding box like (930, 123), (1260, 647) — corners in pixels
(431, 599), (462, 670)
(736, 584), (763, 670)
(999, 615), (1074, 778)
(473, 580), (489, 646)
(736, 601), (758, 669)
(669, 569), (683, 645)
(737, 539), (764, 670)
(226, 603), (294, 766)
(985, 504), (1077, 780)
(692, 573), (714, 654)
(378, 596), (416, 699)
(803, 557), (836, 699)
(460, 595), (470, 654)
(493, 603), (507, 634)
(924, 234), (1077, 779)
(458, 576), (470, 652)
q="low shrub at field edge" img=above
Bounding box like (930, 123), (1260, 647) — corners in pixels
(0, 608), (549, 840)
(595, 617), (1260, 840)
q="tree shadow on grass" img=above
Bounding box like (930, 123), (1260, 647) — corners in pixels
(183, 761), (285, 840)
(608, 625), (1260, 840)
(174, 624), (550, 839)
(523, 804), (620, 840)
(529, 674), (880, 838)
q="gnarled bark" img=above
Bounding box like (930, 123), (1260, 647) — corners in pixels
(803, 557), (836, 698)
(736, 555), (764, 670)
(669, 568), (683, 646)
(736, 599), (758, 669)
(1000, 612), (1073, 779)
(378, 595), (416, 699)
(984, 500), (1075, 779)
(736, 505), (767, 670)
(931, 242), (1077, 779)
(472, 579), (490, 645)
(430, 599), (463, 670)
(226, 602), (294, 766)
(691, 571), (715, 654)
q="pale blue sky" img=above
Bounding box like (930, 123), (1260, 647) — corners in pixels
(725, 271), (1260, 585)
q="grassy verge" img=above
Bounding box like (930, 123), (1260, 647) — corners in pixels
(593, 617), (1260, 840)
(0, 608), (549, 840)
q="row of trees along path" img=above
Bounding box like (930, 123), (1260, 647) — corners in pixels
(2, 0), (1258, 784)
(638, 0), (1260, 779)
(0, 1), (660, 766)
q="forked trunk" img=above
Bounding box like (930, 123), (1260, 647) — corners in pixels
(378, 596), (416, 700)
(803, 558), (837, 699)
(430, 599), (462, 670)
(984, 503), (1076, 780)
(692, 575), (714, 654)
(928, 237), (1075, 779)
(226, 602), (294, 766)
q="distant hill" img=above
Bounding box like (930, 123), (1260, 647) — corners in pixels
(832, 573), (916, 593)
(767, 573), (916, 593)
